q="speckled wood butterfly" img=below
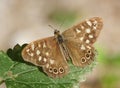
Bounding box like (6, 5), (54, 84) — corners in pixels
(22, 17), (103, 78)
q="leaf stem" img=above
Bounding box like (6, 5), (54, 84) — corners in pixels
(15, 68), (38, 76)
(8, 62), (19, 71)
(7, 79), (73, 85)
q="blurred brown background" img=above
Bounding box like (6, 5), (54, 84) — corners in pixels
(0, 0), (120, 88)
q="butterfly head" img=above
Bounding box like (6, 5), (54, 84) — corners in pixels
(48, 25), (60, 36)
(54, 29), (60, 35)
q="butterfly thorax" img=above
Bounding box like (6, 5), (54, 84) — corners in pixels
(54, 30), (64, 44)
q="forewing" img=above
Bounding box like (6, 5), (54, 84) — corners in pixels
(62, 17), (103, 67)
(22, 36), (69, 78)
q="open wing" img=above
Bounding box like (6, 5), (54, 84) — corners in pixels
(62, 17), (103, 67)
(22, 36), (69, 78)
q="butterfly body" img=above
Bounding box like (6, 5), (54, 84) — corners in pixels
(54, 29), (71, 61)
(22, 17), (103, 78)
(54, 30), (64, 44)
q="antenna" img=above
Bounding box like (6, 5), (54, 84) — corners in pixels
(48, 1), (67, 31)
(48, 18), (66, 32)
(59, 17), (66, 30)
(48, 25), (57, 31)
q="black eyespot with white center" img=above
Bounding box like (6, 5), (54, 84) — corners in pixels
(53, 68), (58, 74)
(59, 67), (64, 73)
(49, 67), (53, 73)
(86, 53), (89, 58)
(81, 57), (86, 63)
(87, 50), (91, 54)
(85, 53), (90, 59)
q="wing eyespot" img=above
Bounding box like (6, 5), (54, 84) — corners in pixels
(53, 68), (58, 74)
(81, 57), (86, 63)
(59, 67), (64, 74)
(49, 67), (53, 73)
(87, 50), (91, 54)
(85, 53), (90, 59)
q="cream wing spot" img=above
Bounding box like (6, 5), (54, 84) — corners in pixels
(89, 34), (93, 38)
(80, 37), (84, 41)
(75, 28), (81, 33)
(86, 46), (91, 49)
(38, 43), (41, 48)
(86, 20), (92, 26)
(45, 52), (49, 56)
(27, 52), (34, 57)
(26, 49), (30, 52)
(30, 53), (34, 57)
(50, 59), (55, 64)
(81, 25), (84, 29)
(81, 45), (86, 50)
(93, 20), (98, 30)
(43, 57), (47, 62)
(36, 50), (41, 55)
(93, 26), (97, 30)
(38, 56), (42, 61)
(43, 42), (47, 48)
(93, 20), (98, 25)
(86, 39), (90, 44)
(31, 43), (35, 51)
(45, 63), (49, 68)
(86, 28), (91, 33)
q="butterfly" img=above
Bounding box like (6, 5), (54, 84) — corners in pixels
(22, 17), (103, 78)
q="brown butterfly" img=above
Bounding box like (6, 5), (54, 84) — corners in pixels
(22, 17), (103, 78)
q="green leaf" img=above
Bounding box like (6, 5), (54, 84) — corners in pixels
(0, 44), (96, 88)
(0, 51), (14, 84)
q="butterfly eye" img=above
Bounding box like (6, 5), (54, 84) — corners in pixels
(81, 57), (86, 63)
(54, 30), (60, 35)
(59, 67), (64, 73)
